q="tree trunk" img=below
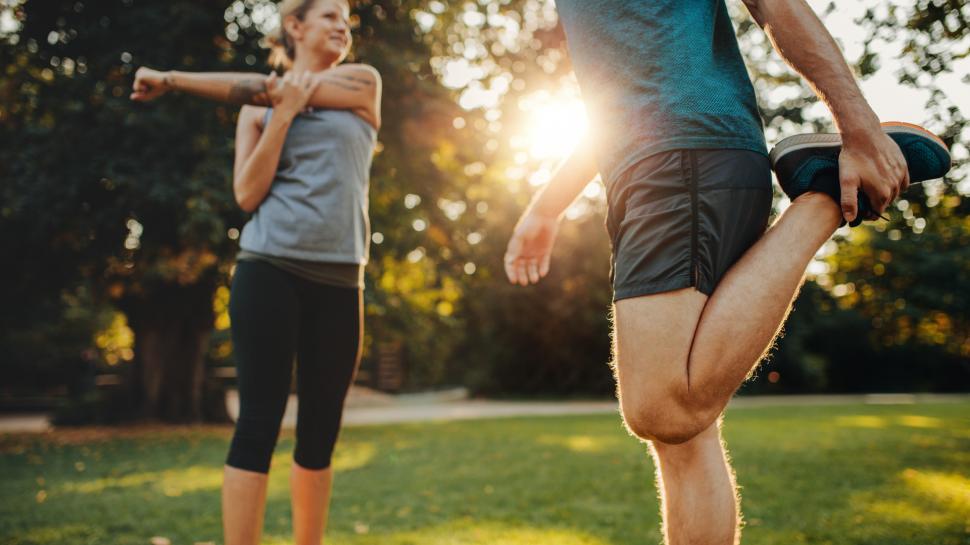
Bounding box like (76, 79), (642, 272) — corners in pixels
(124, 281), (216, 422)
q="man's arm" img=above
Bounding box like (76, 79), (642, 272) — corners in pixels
(527, 142), (599, 220)
(742, 0), (909, 220)
(504, 142), (599, 285)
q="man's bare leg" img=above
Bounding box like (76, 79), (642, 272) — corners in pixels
(615, 191), (843, 444)
(613, 192), (842, 545)
(650, 421), (739, 545)
(685, 191), (843, 415)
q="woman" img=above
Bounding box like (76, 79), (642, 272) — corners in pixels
(131, 1), (381, 543)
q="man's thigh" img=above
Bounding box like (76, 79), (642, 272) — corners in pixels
(612, 287), (708, 408)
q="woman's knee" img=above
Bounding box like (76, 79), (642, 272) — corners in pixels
(293, 444), (334, 471)
(292, 403), (344, 470)
(226, 416), (284, 473)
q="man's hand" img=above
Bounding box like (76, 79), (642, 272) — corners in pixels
(838, 127), (910, 222)
(130, 67), (170, 102)
(504, 212), (560, 286)
(740, 0), (911, 222)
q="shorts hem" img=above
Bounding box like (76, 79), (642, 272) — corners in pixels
(613, 276), (698, 302)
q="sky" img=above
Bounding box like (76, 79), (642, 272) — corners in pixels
(811, 0), (970, 133)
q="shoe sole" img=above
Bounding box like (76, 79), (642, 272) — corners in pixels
(769, 121), (950, 167)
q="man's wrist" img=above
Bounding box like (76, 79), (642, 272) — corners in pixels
(527, 200), (563, 221)
(833, 104), (882, 145)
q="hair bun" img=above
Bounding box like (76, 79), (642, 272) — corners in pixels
(265, 27), (284, 47)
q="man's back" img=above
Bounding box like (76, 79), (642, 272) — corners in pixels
(556, 0), (766, 184)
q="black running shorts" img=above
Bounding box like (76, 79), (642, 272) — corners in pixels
(606, 149), (773, 301)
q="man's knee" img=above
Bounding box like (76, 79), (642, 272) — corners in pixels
(621, 391), (712, 445)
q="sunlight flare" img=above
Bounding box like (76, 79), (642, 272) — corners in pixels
(520, 94), (589, 161)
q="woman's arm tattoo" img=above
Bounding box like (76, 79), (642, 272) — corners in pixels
(228, 78), (271, 106)
(315, 71), (376, 93)
(340, 75), (375, 87)
(319, 75), (364, 92)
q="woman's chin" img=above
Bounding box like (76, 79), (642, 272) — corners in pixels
(313, 47), (348, 65)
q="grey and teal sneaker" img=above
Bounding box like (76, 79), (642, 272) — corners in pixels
(769, 122), (951, 226)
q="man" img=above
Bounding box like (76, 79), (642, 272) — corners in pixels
(504, 1), (950, 543)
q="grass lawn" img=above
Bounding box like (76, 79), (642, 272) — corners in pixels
(1, 401), (968, 545)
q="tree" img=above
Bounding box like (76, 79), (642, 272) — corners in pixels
(739, 0), (970, 392)
(3, 0), (966, 415)
(838, 0), (970, 358)
(1, 0), (571, 417)
(1, 0), (258, 420)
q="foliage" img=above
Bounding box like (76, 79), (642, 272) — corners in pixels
(746, 0), (970, 392)
(0, 0), (253, 419)
(0, 286), (110, 400)
(1, 0), (968, 409)
(742, 283), (970, 394)
(840, 0), (970, 357)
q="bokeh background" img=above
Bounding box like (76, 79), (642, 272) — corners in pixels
(1, 0), (968, 424)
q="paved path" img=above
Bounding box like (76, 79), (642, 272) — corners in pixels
(2, 393), (967, 433)
(340, 393), (969, 428)
(343, 400), (619, 427)
(0, 414), (51, 434)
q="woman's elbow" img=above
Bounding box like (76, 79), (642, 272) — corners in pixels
(233, 186), (259, 213)
(237, 200), (258, 214)
(368, 112), (382, 132)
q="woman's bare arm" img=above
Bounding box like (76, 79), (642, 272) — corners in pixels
(132, 64), (381, 129)
(233, 106), (285, 213)
(232, 73), (321, 212)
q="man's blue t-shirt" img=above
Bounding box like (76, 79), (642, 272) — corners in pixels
(556, 0), (767, 185)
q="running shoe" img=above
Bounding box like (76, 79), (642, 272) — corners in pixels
(769, 122), (951, 226)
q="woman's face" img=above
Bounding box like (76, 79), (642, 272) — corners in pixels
(290, 0), (352, 63)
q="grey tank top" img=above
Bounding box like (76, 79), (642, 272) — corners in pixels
(239, 107), (377, 265)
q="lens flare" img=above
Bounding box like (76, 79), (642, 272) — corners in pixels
(522, 96), (589, 161)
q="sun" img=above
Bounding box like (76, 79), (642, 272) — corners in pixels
(518, 91), (589, 162)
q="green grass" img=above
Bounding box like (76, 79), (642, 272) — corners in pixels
(1, 402), (969, 545)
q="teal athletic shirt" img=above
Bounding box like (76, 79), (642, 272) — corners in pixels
(555, 0), (767, 185)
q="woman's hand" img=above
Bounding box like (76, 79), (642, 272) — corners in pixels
(504, 211), (560, 286)
(266, 72), (322, 120)
(130, 67), (171, 102)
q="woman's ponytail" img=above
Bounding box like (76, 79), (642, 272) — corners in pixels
(267, 0), (319, 69)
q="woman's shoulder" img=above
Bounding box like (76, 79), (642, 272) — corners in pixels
(328, 63), (381, 85)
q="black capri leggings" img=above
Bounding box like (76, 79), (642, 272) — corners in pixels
(226, 259), (362, 474)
